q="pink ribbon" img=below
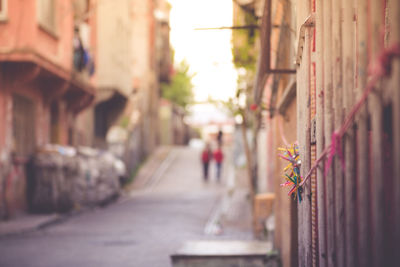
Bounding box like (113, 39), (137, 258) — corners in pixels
(324, 131), (345, 176)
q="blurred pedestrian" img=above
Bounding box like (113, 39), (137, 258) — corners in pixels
(201, 143), (212, 181)
(213, 145), (224, 182)
(217, 129), (223, 147)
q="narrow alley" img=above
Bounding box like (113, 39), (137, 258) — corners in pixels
(1, 0), (399, 266)
(0, 146), (253, 267)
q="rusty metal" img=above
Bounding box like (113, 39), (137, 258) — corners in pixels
(254, 0), (295, 104)
(295, 14), (315, 66)
(268, 68), (296, 74)
(194, 24), (281, 31)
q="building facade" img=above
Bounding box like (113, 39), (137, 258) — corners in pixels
(254, 0), (400, 266)
(124, 0), (171, 173)
(0, 0), (95, 218)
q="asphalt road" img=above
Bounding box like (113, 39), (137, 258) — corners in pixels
(0, 147), (226, 267)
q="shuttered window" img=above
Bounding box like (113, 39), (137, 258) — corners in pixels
(12, 94), (36, 157)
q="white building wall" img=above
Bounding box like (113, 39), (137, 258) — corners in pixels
(96, 0), (132, 96)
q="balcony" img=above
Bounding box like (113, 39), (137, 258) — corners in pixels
(0, 0), (95, 111)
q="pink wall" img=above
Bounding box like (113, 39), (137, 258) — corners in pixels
(0, 77), (50, 152)
(0, 0), (74, 71)
(0, 0), (96, 218)
(0, 72), (49, 218)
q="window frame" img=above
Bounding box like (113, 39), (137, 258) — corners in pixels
(37, 0), (58, 38)
(0, 0), (8, 22)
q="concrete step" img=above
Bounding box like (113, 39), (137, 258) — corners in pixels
(170, 240), (279, 267)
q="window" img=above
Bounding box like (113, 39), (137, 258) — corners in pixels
(12, 94), (36, 157)
(0, 0), (8, 21)
(37, 0), (57, 35)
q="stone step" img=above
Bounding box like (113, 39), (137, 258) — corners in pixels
(170, 240), (279, 267)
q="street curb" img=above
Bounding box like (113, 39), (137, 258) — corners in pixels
(0, 214), (61, 239)
(0, 146), (171, 239)
(0, 195), (121, 239)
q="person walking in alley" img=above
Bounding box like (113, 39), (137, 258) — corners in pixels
(201, 143), (212, 181)
(217, 129), (223, 147)
(213, 145), (224, 182)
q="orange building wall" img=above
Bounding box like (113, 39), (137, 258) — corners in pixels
(0, 0), (92, 218)
(0, 0), (74, 71)
(273, 99), (297, 267)
(261, 1), (298, 266)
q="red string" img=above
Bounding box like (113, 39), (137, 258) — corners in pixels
(324, 131), (345, 176)
(300, 43), (400, 187)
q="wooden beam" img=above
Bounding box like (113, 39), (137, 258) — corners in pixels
(45, 81), (69, 104)
(341, 0), (357, 266)
(315, 1), (327, 266)
(268, 68), (296, 74)
(331, 1), (345, 266)
(389, 0), (400, 263)
(322, 0), (335, 265)
(356, 1), (371, 266)
(195, 25), (259, 30)
(254, 0), (272, 102)
(369, 1), (385, 266)
(253, 0), (296, 104)
(297, 4), (312, 266)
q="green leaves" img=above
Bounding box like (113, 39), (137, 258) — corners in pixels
(161, 60), (194, 109)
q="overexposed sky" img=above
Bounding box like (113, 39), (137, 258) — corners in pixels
(168, 0), (238, 102)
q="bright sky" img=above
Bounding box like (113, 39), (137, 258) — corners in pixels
(168, 0), (238, 103)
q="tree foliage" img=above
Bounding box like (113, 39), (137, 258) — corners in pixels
(231, 10), (258, 72)
(161, 60), (194, 109)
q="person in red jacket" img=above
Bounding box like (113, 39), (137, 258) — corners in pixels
(213, 145), (224, 182)
(201, 143), (212, 181)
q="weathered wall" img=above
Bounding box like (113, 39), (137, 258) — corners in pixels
(0, 0), (96, 218)
(0, 71), (52, 219)
(159, 100), (173, 145)
(259, 0), (298, 266)
(96, 0), (132, 96)
(273, 99), (297, 267)
(295, 0), (400, 266)
(74, 0), (97, 147)
(131, 0), (160, 155)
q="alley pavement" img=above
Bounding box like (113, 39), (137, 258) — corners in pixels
(0, 146), (253, 267)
